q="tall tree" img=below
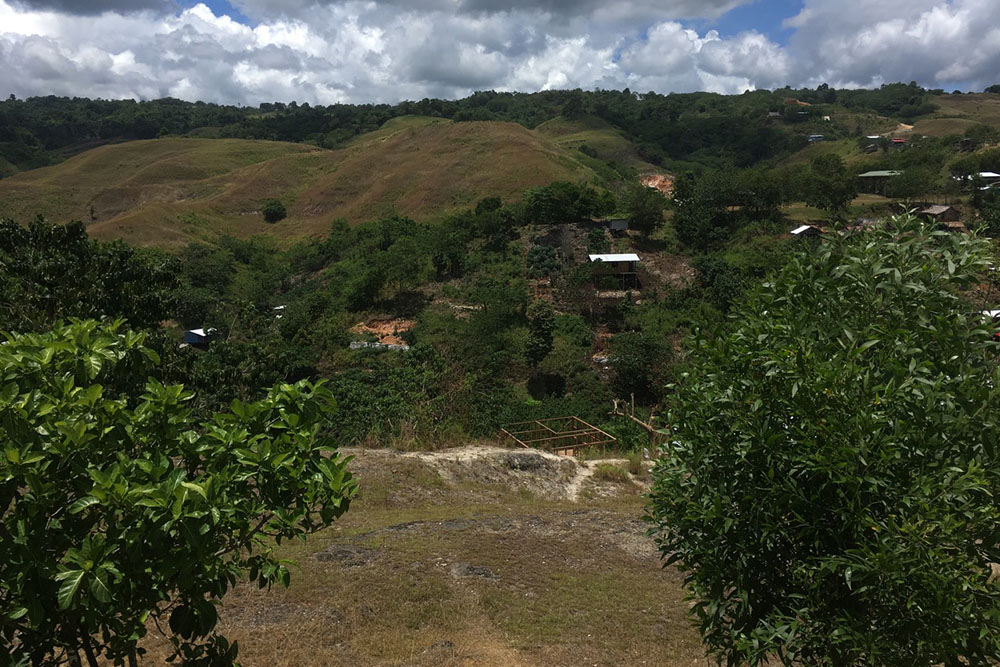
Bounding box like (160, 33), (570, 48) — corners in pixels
(804, 154), (857, 217)
(625, 182), (667, 238)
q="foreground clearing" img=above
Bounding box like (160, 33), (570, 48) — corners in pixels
(140, 445), (706, 665)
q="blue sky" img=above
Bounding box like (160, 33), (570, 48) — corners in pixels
(191, 0), (250, 24)
(704, 0), (803, 44)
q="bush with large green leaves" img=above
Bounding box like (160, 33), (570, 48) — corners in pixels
(648, 215), (1000, 665)
(0, 320), (356, 666)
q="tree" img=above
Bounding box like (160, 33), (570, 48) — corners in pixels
(609, 330), (671, 403)
(261, 198), (287, 223)
(0, 217), (177, 334)
(986, 84), (1000, 94)
(0, 320), (356, 665)
(804, 154), (857, 216)
(525, 299), (555, 366)
(648, 215), (1000, 666)
(625, 182), (667, 237)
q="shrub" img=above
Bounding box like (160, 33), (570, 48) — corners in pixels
(592, 463), (630, 484)
(261, 198), (287, 223)
(648, 215), (1000, 665)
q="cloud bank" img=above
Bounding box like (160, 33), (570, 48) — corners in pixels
(0, 0), (997, 104)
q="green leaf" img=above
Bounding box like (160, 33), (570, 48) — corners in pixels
(55, 569), (86, 609)
(69, 496), (100, 514)
(89, 572), (112, 604)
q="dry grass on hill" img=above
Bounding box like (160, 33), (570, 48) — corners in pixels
(0, 118), (599, 248)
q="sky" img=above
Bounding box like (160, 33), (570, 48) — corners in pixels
(0, 0), (997, 105)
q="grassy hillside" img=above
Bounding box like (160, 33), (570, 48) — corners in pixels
(536, 114), (661, 173)
(0, 118), (601, 247)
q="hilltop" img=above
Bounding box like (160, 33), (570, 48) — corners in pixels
(0, 117), (610, 246)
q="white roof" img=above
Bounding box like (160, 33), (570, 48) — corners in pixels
(980, 172), (1000, 178)
(588, 253), (640, 263)
(272, 305), (286, 311)
(790, 225), (814, 235)
(187, 328), (216, 337)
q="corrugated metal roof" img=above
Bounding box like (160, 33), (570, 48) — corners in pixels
(790, 225), (817, 235)
(858, 170), (902, 178)
(186, 328), (216, 337)
(588, 253), (640, 263)
(921, 205), (952, 215)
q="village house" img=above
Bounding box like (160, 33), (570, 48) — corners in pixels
(606, 217), (629, 236)
(857, 170), (901, 195)
(920, 204), (961, 224)
(588, 253), (640, 289)
(790, 224), (822, 238)
(183, 328), (216, 349)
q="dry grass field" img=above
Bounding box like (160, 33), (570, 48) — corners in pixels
(0, 117), (601, 248)
(137, 445), (707, 666)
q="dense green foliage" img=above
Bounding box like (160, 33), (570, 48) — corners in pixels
(648, 215), (1000, 665)
(671, 168), (785, 251)
(0, 217), (177, 332)
(261, 199), (287, 224)
(0, 320), (355, 665)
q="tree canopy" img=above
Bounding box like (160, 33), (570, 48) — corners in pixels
(0, 320), (356, 665)
(648, 215), (1000, 665)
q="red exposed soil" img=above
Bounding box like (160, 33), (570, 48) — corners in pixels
(350, 318), (416, 346)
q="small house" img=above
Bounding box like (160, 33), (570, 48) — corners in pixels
(607, 218), (629, 236)
(891, 138), (907, 147)
(808, 134), (824, 143)
(920, 204), (961, 223)
(857, 170), (901, 195)
(980, 171), (1000, 185)
(790, 224), (822, 238)
(589, 253), (640, 289)
(183, 328), (217, 348)
(822, 115), (831, 122)
(767, 111), (781, 118)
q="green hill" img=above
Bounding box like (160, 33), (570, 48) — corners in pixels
(0, 119), (603, 247)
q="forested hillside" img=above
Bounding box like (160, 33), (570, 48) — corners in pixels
(0, 82), (959, 177)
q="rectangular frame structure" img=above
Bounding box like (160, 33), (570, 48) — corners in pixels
(500, 416), (616, 456)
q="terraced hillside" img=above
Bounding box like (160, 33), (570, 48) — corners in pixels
(0, 117), (601, 247)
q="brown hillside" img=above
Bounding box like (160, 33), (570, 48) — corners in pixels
(0, 118), (598, 248)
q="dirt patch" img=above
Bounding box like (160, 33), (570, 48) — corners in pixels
(641, 252), (695, 289)
(350, 318), (415, 346)
(641, 173), (674, 196)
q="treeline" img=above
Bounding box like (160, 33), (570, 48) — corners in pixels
(0, 82), (947, 175)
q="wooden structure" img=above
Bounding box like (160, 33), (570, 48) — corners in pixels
(611, 397), (668, 448)
(589, 253), (640, 289)
(501, 416), (615, 456)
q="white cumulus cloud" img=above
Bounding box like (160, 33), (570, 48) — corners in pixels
(0, 0), (997, 104)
